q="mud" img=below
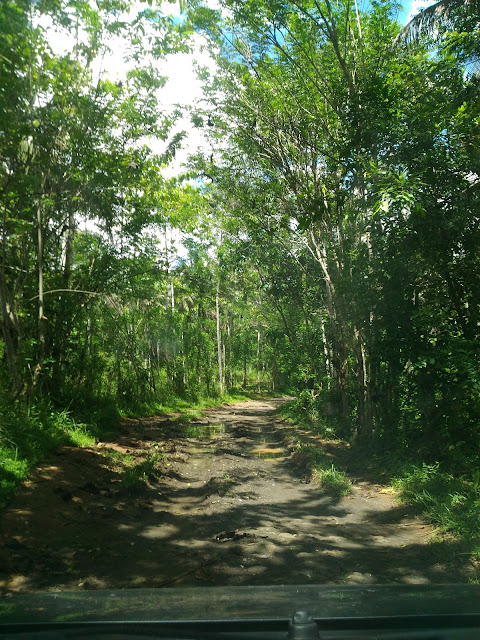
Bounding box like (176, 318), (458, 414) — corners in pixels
(0, 398), (466, 593)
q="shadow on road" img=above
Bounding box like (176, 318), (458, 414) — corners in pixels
(0, 399), (467, 593)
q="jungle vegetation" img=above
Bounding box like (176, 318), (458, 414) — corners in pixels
(1, 0), (479, 557)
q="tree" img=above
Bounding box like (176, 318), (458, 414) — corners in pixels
(396, 0), (480, 42)
(191, 0), (480, 456)
(0, 0), (188, 398)
(395, 0), (480, 75)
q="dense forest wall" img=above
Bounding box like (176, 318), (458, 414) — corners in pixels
(0, 0), (280, 410)
(191, 0), (480, 465)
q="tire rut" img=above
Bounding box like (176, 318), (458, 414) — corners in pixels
(0, 398), (466, 593)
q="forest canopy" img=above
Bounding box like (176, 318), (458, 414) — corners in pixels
(1, 0), (479, 487)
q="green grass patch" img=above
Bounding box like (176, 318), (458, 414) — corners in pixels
(280, 395), (480, 575)
(0, 448), (29, 507)
(311, 465), (352, 496)
(277, 396), (344, 439)
(0, 389), (272, 510)
(277, 399), (316, 430)
(281, 429), (303, 450)
(392, 462), (480, 572)
(119, 389), (256, 419)
(0, 398), (119, 508)
(293, 444), (351, 497)
(99, 448), (136, 467)
(275, 398), (351, 496)
(121, 454), (162, 493)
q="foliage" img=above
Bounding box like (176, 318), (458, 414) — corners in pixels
(279, 394), (351, 439)
(0, 389), (254, 508)
(1, 0), (479, 577)
(0, 399), (103, 507)
(190, 0), (480, 469)
(393, 462), (480, 572)
(293, 444), (351, 497)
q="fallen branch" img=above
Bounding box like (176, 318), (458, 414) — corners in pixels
(155, 558), (215, 588)
(29, 289), (102, 301)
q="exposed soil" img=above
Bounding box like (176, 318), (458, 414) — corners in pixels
(0, 398), (467, 593)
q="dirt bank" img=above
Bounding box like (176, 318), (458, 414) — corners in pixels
(0, 398), (466, 593)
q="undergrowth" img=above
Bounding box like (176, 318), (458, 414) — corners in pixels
(0, 389), (255, 509)
(278, 394), (346, 439)
(392, 462), (480, 579)
(279, 396), (480, 577)
(119, 389), (255, 418)
(121, 453), (165, 493)
(278, 399), (351, 496)
(0, 399), (117, 508)
(293, 444), (351, 496)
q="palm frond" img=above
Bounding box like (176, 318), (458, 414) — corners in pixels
(394, 0), (480, 45)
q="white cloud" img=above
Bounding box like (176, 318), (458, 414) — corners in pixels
(158, 36), (217, 176)
(42, 1), (217, 177)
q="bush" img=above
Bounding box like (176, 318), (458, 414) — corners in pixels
(393, 462), (480, 543)
(312, 465), (352, 496)
(293, 444), (351, 497)
(0, 399), (114, 508)
(278, 393), (347, 439)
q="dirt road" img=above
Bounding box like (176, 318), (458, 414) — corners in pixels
(0, 398), (465, 593)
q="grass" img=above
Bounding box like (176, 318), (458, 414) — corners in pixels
(0, 389), (255, 509)
(277, 395), (346, 439)
(119, 389), (255, 419)
(276, 400), (351, 497)
(293, 444), (351, 497)
(279, 396), (480, 576)
(278, 399), (317, 431)
(99, 448), (136, 467)
(222, 467), (235, 484)
(204, 467), (236, 497)
(0, 401), (106, 508)
(121, 453), (163, 493)
(391, 461), (480, 579)
(98, 447), (167, 493)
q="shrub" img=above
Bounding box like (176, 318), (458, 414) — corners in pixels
(293, 444), (351, 497)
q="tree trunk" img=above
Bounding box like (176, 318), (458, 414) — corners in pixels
(0, 276), (21, 394)
(32, 186), (46, 390)
(242, 350), (247, 388)
(227, 308), (233, 389)
(216, 282), (223, 395)
(256, 328), (261, 393)
(320, 312), (333, 385)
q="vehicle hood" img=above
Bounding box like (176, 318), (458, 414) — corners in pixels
(1, 584), (479, 624)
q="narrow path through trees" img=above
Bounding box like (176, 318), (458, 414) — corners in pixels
(0, 399), (465, 593)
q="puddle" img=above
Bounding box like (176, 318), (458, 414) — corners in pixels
(184, 423), (227, 439)
(250, 446), (286, 459)
(189, 445), (217, 455)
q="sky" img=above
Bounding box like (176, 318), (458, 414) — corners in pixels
(101, 2), (216, 177)
(102, 0), (438, 174)
(399, 0), (435, 25)
(44, 0), (436, 177)
(42, 0), (436, 252)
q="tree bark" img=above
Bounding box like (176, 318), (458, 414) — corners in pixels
(216, 282), (223, 395)
(256, 328), (261, 392)
(32, 182), (46, 390)
(0, 277), (21, 394)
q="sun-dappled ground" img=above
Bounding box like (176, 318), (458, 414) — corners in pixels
(0, 398), (467, 593)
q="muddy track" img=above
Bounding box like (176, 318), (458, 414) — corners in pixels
(0, 398), (466, 593)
